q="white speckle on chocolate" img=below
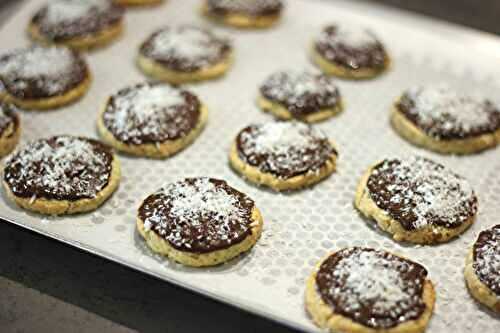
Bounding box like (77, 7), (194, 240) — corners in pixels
(398, 85), (500, 139)
(236, 122), (336, 179)
(260, 70), (341, 117)
(140, 26), (230, 72)
(4, 136), (113, 201)
(473, 225), (500, 296)
(102, 83), (200, 145)
(367, 156), (477, 231)
(138, 178), (255, 253)
(0, 46), (87, 98)
(316, 248), (428, 329)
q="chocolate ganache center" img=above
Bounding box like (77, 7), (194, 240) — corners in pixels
(396, 85), (500, 140)
(0, 46), (88, 99)
(473, 224), (500, 296)
(236, 122), (337, 179)
(0, 102), (19, 136)
(367, 156), (477, 231)
(206, 0), (283, 16)
(32, 0), (124, 41)
(138, 178), (256, 253)
(103, 83), (201, 145)
(140, 25), (231, 72)
(316, 247), (428, 329)
(4, 136), (113, 201)
(260, 71), (341, 117)
(315, 24), (387, 70)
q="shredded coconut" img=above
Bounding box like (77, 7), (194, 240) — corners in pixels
(317, 24), (378, 49)
(103, 83), (200, 145)
(145, 26), (228, 69)
(369, 156), (476, 230)
(261, 71), (339, 111)
(474, 225), (500, 295)
(319, 248), (427, 328)
(4, 136), (111, 200)
(403, 85), (499, 137)
(238, 122), (334, 178)
(0, 47), (79, 95)
(45, 0), (110, 24)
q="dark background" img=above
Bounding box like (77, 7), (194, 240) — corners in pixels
(0, 1), (498, 332)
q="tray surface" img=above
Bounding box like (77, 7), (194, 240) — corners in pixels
(1, 0), (500, 331)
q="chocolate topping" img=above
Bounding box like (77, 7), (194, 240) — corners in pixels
(473, 224), (500, 296)
(259, 71), (341, 118)
(367, 156), (477, 231)
(0, 102), (20, 136)
(316, 247), (428, 329)
(4, 136), (114, 201)
(0, 46), (89, 100)
(102, 82), (201, 145)
(31, 0), (124, 42)
(236, 122), (336, 179)
(314, 24), (388, 71)
(206, 0), (283, 16)
(396, 85), (500, 140)
(138, 178), (256, 253)
(139, 25), (231, 72)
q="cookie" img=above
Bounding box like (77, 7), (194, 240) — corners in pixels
(202, 0), (283, 29)
(312, 24), (390, 79)
(97, 82), (207, 158)
(137, 25), (232, 84)
(229, 121), (338, 191)
(0, 46), (91, 110)
(392, 85), (500, 154)
(28, 0), (124, 50)
(464, 224), (500, 313)
(355, 156), (477, 244)
(137, 178), (263, 267)
(3, 136), (120, 215)
(113, 0), (163, 6)
(0, 102), (21, 158)
(306, 247), (435, 333)
(258, 70), (343, 123)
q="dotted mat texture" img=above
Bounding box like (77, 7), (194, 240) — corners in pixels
(1, 0), (499, 332)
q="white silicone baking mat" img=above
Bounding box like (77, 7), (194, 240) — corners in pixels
(1, 0), (499, 331)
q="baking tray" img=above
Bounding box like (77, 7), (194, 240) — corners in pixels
(1, 0), (500, 332)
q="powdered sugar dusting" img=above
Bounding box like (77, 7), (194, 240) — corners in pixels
(45, 0), (110, 24)
(318, 248), (427, 328)
(4, 136), (112, 200)
(140, 178), (254, 252)
(0, 46), (81, 96)
(473, 225), (500, 296)
(400, 85), (500, 138)
(368, 156), (477, 230)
